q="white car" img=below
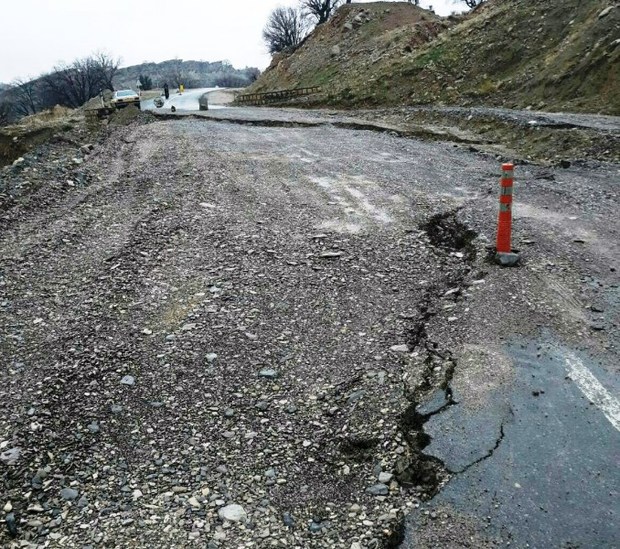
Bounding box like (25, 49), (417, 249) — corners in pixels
(111, 89), (141, 109)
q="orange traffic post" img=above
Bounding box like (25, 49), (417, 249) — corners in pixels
(495, 163), (520, 266)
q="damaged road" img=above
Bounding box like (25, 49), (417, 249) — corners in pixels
(0, 108), (618, 548)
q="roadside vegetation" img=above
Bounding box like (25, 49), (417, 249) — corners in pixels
(0, 57), (260, 127)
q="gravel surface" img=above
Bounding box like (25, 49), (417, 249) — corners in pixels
(1, 109), (617, 547)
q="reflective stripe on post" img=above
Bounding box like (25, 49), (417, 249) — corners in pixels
(496, 163), (514, 254)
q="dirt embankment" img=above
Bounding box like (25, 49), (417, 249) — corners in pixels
(249, 0), (620, 115)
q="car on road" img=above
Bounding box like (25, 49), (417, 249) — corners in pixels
(111, 89), (141, 109)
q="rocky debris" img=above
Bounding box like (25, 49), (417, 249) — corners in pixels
(1, 108), (616, 548)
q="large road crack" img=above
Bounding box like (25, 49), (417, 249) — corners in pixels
(395, 210), (479, 495)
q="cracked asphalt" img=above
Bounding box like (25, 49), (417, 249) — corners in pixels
(1, 108), (618, 548)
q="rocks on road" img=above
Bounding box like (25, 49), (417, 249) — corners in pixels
(0, 108), (617, 548)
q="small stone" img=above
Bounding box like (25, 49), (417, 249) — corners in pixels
(120, 375), (135, 386)
(5, 512), (17, 537)
(218, 504), (247, 522)
(283, 512), (295, 527)
(87, 422), (100, 433)
(3, 502), (13, 512)
(309, 521), (323, 533)
(390, 344), (409, 353)
(366, 483), (389, 496)
(188, 496), (201, 508)
(60, 488), (79, 501)
(142, 328), (153, 335)
(224, 408), (234, 417)
(320, 251), (343, 259)
(256, 401), (269, 410)
(598, 6), (614, 18)
(0, 447), (20, 465)
(206, 353), (218, 363)
(77, 496), (89, 509)
(259, 368), (278, 379)
(216, 465), (228, 474)
(378, 472), (393, 483)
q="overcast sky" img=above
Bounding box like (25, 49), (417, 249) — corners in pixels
(0, 0), (463, 83)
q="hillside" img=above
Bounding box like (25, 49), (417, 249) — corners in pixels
(249, 0), (620, 114)
(114, 59), (260, 90)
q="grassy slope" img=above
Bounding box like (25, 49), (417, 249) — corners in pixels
(250, 0), (620, 114)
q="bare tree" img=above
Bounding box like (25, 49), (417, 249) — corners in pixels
(0, 100), (13, 126)
(11, 78), (40, 117)
(301, 0), (344, 25)
(161, 59), (199, 89)
(41, 53), (121, 109)
(91, 52), (120, 91)
(263, 7), (307, 54)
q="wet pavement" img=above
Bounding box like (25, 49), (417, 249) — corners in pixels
(404, 339), (619, 548)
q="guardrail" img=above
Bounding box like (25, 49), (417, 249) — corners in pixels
(236, 86), (322, 105)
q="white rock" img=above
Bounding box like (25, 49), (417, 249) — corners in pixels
(390, 344), (409, 353)
(599, 6), (614, 18)
(0, 447), (20, 465)
(218, 504), (247, 522)
(378, 472), (393, 483)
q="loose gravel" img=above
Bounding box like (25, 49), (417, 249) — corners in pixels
(1, 111), (617, 548)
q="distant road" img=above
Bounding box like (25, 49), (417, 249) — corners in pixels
(140, 87), (229, 112)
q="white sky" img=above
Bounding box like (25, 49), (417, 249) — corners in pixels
(0, 0), (463, 83)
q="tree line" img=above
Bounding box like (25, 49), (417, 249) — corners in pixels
(263, 0), (484, 54)
(0, 55), (261, 126)
(0, 52), (121, 125)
